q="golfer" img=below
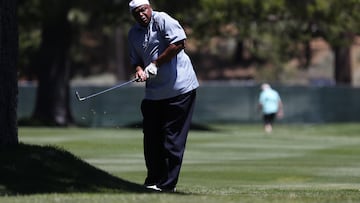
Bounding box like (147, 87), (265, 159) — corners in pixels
(128, 0), (199, 192)
(258, 83), (283, 133)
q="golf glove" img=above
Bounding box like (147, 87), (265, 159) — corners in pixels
(144, 63), (158, 79)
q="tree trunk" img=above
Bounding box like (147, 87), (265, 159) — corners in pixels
(31, 0), (73, 126)
(115, 26), (127, 80)
(0, 0), (19, 147)
(334, 46), (352, 85)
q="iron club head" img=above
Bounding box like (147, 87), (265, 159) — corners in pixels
(75, 91), (85, 101)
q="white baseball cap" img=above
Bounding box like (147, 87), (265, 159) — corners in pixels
(129, 0), (150, 12)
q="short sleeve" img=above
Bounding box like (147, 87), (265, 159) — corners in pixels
(155, 12), (187, 44)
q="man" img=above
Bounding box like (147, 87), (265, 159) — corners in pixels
(258, 83), (283, 133)
(128, 0), (199, 192)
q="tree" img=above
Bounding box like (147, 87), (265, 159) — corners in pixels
(0, 0), (19, 146)
(30, 0), (73, 126)
(16, 0), (360, 126)
(184, 0), (360, 84)
(285, 0), (360, 85)
(18, 0), (131, 126)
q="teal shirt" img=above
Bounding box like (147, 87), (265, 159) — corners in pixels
(259, 88), (281, 114)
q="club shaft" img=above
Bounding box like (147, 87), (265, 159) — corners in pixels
(78, 78), (138, 101)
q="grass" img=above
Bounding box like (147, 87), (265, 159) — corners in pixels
(1, 123), (360, 202)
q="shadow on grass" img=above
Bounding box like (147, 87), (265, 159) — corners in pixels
(18, 119), (218, 132)
(124, 122), (217, 132)
(0, 143), (149, 195)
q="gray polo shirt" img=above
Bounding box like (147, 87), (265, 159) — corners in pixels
(128, 11), (199, 100)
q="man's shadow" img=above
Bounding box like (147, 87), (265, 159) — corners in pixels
(0, 143), (149, 195)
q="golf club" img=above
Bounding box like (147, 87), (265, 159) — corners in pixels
(75, 77), (139, 101)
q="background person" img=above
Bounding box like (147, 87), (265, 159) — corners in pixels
(258, 83), (283, 133)
(128, 0), (199, 192)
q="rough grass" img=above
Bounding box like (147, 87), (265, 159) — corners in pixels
(1, 123), (360, 202)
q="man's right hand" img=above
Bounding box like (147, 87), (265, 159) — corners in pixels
(135, 66), (148, 82)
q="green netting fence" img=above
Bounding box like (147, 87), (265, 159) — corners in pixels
(18, 83), (360, 127)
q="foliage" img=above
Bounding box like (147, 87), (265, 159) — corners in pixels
(18, 0), (42, 78)
(17, 0), (131, 80)
(181, 0), (360, 81)
(286, 0), (360, 45)
(18, 0), (360, 82)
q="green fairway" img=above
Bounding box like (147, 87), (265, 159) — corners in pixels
(2, 123), (360, 202)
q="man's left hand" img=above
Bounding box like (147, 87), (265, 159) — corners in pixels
(144, 63), (158, 79)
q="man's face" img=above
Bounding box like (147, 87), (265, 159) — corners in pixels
(132, 4), (152, 27)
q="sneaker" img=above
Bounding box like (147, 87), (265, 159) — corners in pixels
(146, 185), (162, 192)
(145, 185), (177, 193)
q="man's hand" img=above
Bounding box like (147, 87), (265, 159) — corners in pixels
(144, 63), (158, 79)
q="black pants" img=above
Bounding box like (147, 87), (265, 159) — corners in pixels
(141, 90), (196, 190)
(263, 113), (276, 125)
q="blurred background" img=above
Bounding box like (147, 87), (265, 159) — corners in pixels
(17, 0), (360, 127)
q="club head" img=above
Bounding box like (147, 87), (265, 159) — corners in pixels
(75, 91), (85, 101)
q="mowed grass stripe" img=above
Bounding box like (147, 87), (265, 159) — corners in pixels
(181, 124), (360, 189)
(13, 123), (360, 202)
